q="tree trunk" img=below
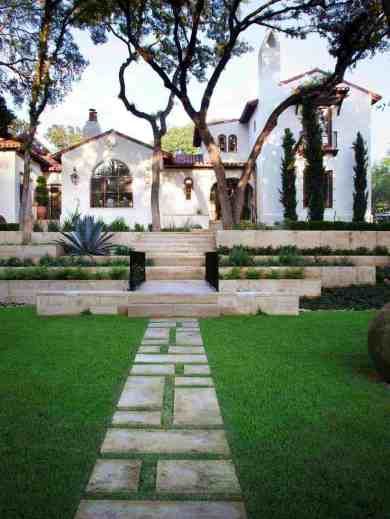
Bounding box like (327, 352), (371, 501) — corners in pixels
(197, 124), (233, 229)
(383, 0), (390, 27)
(151, 138), (162, 231)
(20, 140), (34, 244)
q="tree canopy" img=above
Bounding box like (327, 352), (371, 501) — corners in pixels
(372, 157), (390, 214)
(161, 124), (199, 155)
(45, 124), (83, 150)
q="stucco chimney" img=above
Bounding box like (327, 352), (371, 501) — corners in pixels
(83, 108), (101, 138)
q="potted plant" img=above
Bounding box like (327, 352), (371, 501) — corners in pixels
(35, 175), (49, 220)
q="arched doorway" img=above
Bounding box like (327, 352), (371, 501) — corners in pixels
(210, 179), (254, 221)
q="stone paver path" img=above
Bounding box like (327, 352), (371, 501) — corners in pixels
(75, 319), (247, 519)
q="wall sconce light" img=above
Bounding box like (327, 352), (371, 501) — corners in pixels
(70, 167), (79, 186)
(184, 177), (193, 200)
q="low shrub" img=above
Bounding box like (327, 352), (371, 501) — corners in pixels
(222, 267), (304, 280)
(134, 223), (146, 232)
(376, 266), (390, 284)
(228, 246), (254, 266)
(245, 268), (260, 279)
(287, 220), (390, 231)
(0, 266), (127, 281)
(217, 245), (389, 257)
(0, 223), (19, 231)
(113, 245), (133, 256)
(109, 218), (130, 232)
(33, 222), (44, 232)
(0, 257), (34, 267)
(47, 221), (60, 232)
(301, 285), (390, 310)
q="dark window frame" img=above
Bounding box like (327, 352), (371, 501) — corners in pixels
(90, 159), (133, 209)
(228, 134), (238, 153)
(218, 134), (227, 152)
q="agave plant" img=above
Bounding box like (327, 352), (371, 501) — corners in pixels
(57, 215), (114, 256)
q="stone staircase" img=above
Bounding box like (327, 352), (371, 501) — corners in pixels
(139, 232), (216, 281)
(129, 232), (218, 316)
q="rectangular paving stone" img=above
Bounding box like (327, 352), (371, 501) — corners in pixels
(101, 429), (230, 455)
(169, 346), (205, 354)
(112, 411), (161, 427)
(75, 500), (247, 519)
(184, 365), (211, 375)
(131, 364), (174, 375)
(175, 377), (213, 387)
(138, 346), (161, 353)
(174, 388), (223, 426)
(86, 459), (141, 494)
(149, 321), (177, 327)
(117, 377), (164, 409)
(176, 331), (203, 346)
(144, 328), (170, 340)
(135, 354), (207, 364)
(142, 339), (168, 345)
(156, 460), (241, 494)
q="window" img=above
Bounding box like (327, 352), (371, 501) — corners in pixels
(228, 135), (238, 153)
(319, 107), (332, 147)
(303, 170), (333, 209)
(218, 134), (226, 152)
(184, 177), (193, 200)
(324, 170), (333, 208)
(90, 159), (133, 208)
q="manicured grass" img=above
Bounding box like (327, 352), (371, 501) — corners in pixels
(0, 307), (146, 519)
(201, 311), (389, 519)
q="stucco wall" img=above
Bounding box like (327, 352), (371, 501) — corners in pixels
(200, 120), (249, 162)
(161, 167), (244, 227)
(61, 132), (153, 226)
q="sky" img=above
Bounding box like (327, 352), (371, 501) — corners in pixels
(13, 22), (390, 162)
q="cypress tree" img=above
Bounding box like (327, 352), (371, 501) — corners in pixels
(302, 98), (325, 221)
(280, 128), (298, 221)
(352, 131), (368, 222)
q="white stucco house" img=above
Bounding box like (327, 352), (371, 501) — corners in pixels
(0, 31), (382, 227)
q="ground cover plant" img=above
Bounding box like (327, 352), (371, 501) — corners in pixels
(221, 266), (305, 280)
(217, 245), (389, 256)
(0, 307), (146, 519)
(201, 311), (390, 519)
(0, 266), (128, 280)
(301, 285), (390, 310)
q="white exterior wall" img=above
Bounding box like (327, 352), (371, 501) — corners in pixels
(0, 151), (42, 223)
(61, 132), (153, 226)
(255, 80), (373, 223)
(200, 120), (249, 162)
(0, 151), (17, 223)
(161, 167), (244, 228)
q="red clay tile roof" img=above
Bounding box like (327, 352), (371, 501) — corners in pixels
(0, 136), (62, 172)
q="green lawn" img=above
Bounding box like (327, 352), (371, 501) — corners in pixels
(201, 311), (390, 519)
(0, 307), (146, 519)
(1, 308), (388, 519)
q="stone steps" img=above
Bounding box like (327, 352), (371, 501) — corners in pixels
(147, 253), (205, 266)
(128, 301), (220, 318)
(146, 266), (204, 280)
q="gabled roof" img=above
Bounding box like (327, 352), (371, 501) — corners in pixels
(53, 129), (153, 158)
(280, 68), (382, 105)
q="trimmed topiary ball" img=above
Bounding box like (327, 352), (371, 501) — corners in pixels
(368, 304), (390, 382)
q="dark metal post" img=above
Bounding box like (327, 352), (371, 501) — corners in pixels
(129, 250), (146, 291)
(205, 251), (219, 291)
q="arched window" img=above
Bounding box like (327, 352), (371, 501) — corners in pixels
(228, 135), (238, 153)
(90, 159), (133, 208)
(218, 134), (227, 152)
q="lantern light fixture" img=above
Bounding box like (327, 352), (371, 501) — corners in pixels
(70, 167), (79, 186)
(184, 177), (193, 200)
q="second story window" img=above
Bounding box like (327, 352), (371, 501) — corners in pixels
(319, 107), (333, 147)
(218, 134), (227, 152)
(228, 135), (238, 153)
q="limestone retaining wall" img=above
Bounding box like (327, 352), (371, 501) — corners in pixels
(0, 244), (62, 258)
(0, 280), (128, 304)
(219, 266), (375, 288)
(219, 279), (321, 297)
(216, 230), (390, 250)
